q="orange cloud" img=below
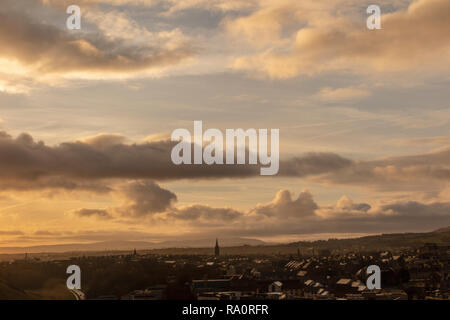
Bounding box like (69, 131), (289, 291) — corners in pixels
(0, 3), (194, 79)
(230, 0), (450, 78)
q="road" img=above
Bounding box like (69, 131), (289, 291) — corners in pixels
(69, 289), (86, 300)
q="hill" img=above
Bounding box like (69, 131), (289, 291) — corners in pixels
(0, 229), (448, 257)
(433, 226), (450, 233)
(0, 279), (30, 300)
(0, 238), (265, 254)
(144, 230), (450, 256)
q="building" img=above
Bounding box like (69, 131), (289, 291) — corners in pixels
(215, 238), (220, 257)
(192, 279), (231, 293)
(268, 281), (283, 293)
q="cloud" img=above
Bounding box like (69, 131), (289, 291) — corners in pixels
(316, 195), (372, 219)
(0, 2), (194, 79)
(169, 205), (243, 222)
(40, 0), (255, 12)
(0, 131), (449, 194)
(0, 131), (259, 188)
(390, 136), (450, 146)
(7, 184), (450, 239)
(73, 208), (113, 219)
(311, 147), (450, 192)
(117, 180), (177, 217)
(380, 201), (450, 217)
(0, 230), (25, 236)
(3, 0), (448, 83)
(11, 229), (172, 244)
(0, 177), (112, 193)
(230, 0), (450, 78)
(78, 133), (128, 148)
(33, 230), (62, 236)
(7, 0), (447, 85)
(142, 133), (172, 143)
(238, 192), (450, 237)
(0, 77), (32, 95)
(74, 180), (177, 218)
(224, 5), (287, 47)
(0, 131), (357, 190)
(113, 185), (450, 237)
(336, 195), (371, 212)
(316, 86), (371, 102)
(249, 189), (318, 218)
(163, 0), (258, 15)
(280, 152), (353, 177)
(169, 190), (450, 237)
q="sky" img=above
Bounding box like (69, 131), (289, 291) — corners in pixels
(0, 0), (449, 247)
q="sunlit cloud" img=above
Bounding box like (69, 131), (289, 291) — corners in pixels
(230, 0), (450, 78)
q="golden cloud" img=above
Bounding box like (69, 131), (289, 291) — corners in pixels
(0, 3), (195, 80)
(229, 0), (450, 78)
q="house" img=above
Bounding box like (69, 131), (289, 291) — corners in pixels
(268, 281), (283, 293)
(192, 279), (231, 293)
(296, 270), (308, 279)
(335, 278), (353, 297)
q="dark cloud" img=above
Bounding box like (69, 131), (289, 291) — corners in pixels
(0, 4), (194, 75)
(169, 205), (243, 222)
(313, 148), (450, 191)
(279, 153), (353, 177)
(117, 180), (177, 216)
(0, 132), (352, 190)
(0, 132), (255, 188)
(380, 201), (450, 218)
(74, 180), (177, 218)
(0, 131), (449, 193)
(74, 208), (112, 219)
(0, 176), (112, 193)
(334, 195), (371, 213)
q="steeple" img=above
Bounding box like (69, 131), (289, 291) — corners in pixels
(214, 238), (220, 257)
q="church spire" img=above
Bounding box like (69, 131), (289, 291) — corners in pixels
(214, 238), (220, 257)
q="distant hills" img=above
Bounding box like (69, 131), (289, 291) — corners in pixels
(0, 238), (265, 254)
(144, 228), (450, 255)
(0, 228), (448, 256)
(286, 229), (450, 252)
(433, 226), (450, 233)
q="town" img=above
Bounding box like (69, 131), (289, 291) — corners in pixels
(0, 238), (448, 300)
